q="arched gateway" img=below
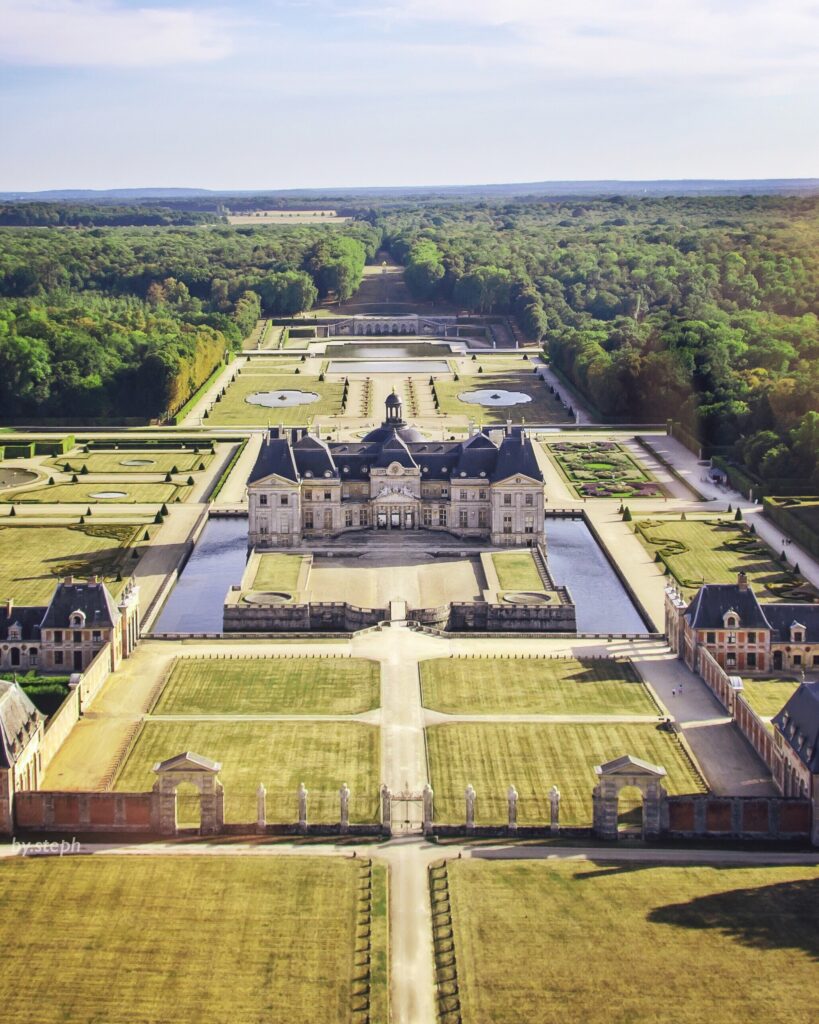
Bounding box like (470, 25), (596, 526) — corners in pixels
(153, 751), (225, 836)
(592, 755), (667, 840)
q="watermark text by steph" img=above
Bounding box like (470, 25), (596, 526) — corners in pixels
(11, 837), (81, 857)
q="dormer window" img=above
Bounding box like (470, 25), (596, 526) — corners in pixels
(70, 611), (86, 627)
(8, 624), (21, 641)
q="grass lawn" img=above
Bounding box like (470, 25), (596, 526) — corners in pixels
(444, 860), (819, 1024)
(434, 371), (572, 425)
(207, 373), (343, 426)
(49, 451), (212, 474)
(252, 552), (308, 591)
(0, 523), (137, 603)
(154, 657), (380, 715)
(0, 855), (385, 1024)
(115, 720), (380, 823)
(546, 440), (662, 498)
(426, 721), (704, 826)
(741, 677), (800, 718)
(421, 657), (656, 715)
(634, 516), (813, 601)
(4, 482), (184, 504)
(491, 550), (545, 592)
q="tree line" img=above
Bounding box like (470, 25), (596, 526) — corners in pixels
(378, 197), (819, 492)
(0, 222), (379, 420)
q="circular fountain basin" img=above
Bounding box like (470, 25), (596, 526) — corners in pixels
(0, 468), (38, 489)
(246, 390), (319, 408)
(458, 389), (533, 407)
(502, 591), (554, 605)
(120, 458), (155, 466)
(89, 490), (128, 499)
(243, 591), (292, 604)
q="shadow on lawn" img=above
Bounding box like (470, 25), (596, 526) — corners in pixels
(648, 876), (819, 959)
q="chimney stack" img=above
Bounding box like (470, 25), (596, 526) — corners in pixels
(4, 598), (12, 616)
(737, 571), (748, 591)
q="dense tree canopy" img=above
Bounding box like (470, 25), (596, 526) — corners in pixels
(377, 196), (819, 491)
(0, 221), (379, 420)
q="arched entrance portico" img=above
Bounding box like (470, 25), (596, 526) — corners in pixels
(152, 751), (224, 836)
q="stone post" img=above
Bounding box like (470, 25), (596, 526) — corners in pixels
(465, 784), (476, 831)
(549, 785), (561, 834)
(257, 783), (266, 834)
(339, 782), (350, 834)
(422, 783), (434, 836)
(507, 785), (518, 831)
(380, 784), (392, 834)
(297, 782), (308, 833)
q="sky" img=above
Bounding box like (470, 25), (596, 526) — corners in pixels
(0, 0), (818, 191)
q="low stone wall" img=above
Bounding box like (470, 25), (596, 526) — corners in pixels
(14, 791), (156, 832)
(663, 795), (811, 840)
(447, 600), (577, 632)
(38, 643), (113, 775)
(696, 647), (786, 791)
(223, 601), (385, 633)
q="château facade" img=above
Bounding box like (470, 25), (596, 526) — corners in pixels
(247, 394), (545, 548)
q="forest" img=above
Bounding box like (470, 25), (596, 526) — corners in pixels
(0, 222), (378, 420)
(381, 196), (819, 492)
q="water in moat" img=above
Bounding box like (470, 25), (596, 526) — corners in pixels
(544, 517), (649, 633)
(328, 359), (450, 374)
(328, 342), (453, 358)
(153, 517), (248, 634)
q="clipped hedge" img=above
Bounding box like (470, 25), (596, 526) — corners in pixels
(763, 497), (819, 559)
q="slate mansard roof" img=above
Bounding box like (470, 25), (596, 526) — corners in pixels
(764, 604), (819, 644)
(684, 583), (772, 631)
(0, 680), (42, 769)
(773, 682), (819, 774)
(40, 579), (119, 630)
(249, 423), (544, 488)
(0, 605), (46, 643)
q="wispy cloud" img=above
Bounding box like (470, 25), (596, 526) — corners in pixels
(0, 0), (235, 68)
(336, 0), (819, 86)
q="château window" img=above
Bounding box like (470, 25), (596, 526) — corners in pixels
(54, 651), (64, 666)
(259, 494), (268, 506)
(280, 495), (289, 506)
(726, 653), (737, 668)
(478, 509), (488, 528)
(503, 514), (512, 534)
(28, 650), (37, 666)
(324, 491), (331, 501)
(478, 489), (486, 500)
(706, 632), (716, 644)
(460, 490), (468, 501)
(423, 507), (432, 527)
(304, 511), (314, 529)
(794, 632), (804, 642)
(345, 509), (353, 527)
(305, 489), (312, 501)
(92, 631), (102, 643)
(53, 631), (62, 643)
(360, 509), (369, 526)
(503, 494), (512, 506)
(793, 654), (803, 666)
(524, 515), (534, 534)
(524, 493), (534, 507)
(727, 632), (736, 645)
(459, 510), (468, 528)
(747, 653), (757, 668)
(73, 631), (82, 644)
(439, 507), (447, 526)
(747, 632), (756, 643)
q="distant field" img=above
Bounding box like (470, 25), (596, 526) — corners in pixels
(252, 552), (307, 591)
(207, 373), (343, 426)
(227, 210), (351, 225)
(427, 721), (704, 826)
(154, 657), (380, 715)
(115, 719), (380, 823)
(444, 860), (819, 1024)
(0, 523), (138, 603)
(50, 451), (212, 474)
(634, 516), (814, 601)
(0, 855), (384, 1024)
(420, 657), (656, 715)
(4, 482), (184, 504)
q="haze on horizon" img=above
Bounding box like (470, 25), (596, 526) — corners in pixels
(0, 0), (817, 192)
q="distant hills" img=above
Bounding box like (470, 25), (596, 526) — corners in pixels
(1, 179), (818, 202)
